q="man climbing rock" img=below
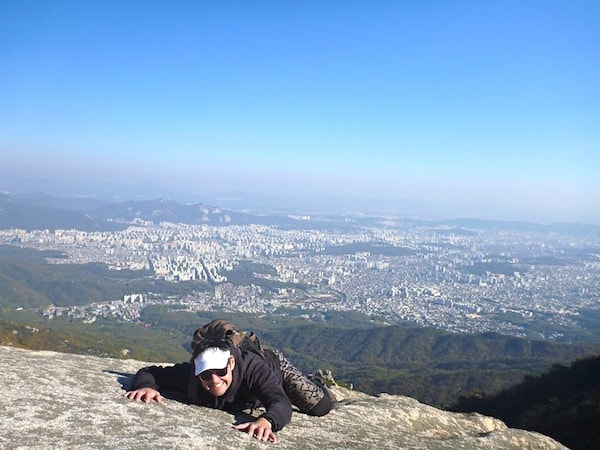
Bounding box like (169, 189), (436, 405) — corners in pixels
(126, 319), (335, 443)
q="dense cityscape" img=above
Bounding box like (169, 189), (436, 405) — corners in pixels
(1, 219), (598, 339)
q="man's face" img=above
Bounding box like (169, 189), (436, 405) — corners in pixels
(199, 356), (235, 397)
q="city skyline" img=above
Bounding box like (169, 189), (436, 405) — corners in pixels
(3, 212), (598, 342)
(1, 1), (599, 224)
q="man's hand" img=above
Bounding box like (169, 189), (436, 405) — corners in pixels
(125, 387), (163, 403)
(234, 417), (278, 443)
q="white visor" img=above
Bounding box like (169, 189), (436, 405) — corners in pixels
(194, 348), (231, 376)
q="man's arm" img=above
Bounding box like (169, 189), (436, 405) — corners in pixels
(242, 354), (293, 432)
(125, 362), (191, 402)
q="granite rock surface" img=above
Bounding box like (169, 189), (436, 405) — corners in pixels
(0, 346), (567, 449)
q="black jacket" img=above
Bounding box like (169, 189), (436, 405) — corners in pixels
(131, 347), (293, 432)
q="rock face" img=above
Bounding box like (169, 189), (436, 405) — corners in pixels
(0, 346), (567, 449)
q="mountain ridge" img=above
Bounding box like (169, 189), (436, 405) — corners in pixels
(2, 192), (598, 235)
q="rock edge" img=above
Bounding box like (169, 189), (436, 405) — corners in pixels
(0, 346), (567, 449)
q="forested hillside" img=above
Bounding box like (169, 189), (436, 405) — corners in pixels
(6, 306), (595, 410)
(0, 317), (190, 362)
(449, 355), (600, 450)
(257, 323), (600, 407)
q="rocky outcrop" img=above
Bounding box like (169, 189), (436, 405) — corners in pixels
(0, 346), (567, 449)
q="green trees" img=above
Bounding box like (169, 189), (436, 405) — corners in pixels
(259, 324), (600, 407)
(449, 356), (600, 450)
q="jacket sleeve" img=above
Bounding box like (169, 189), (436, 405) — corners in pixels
(242, 355), (293, 432)
(131, 362), (191, 394)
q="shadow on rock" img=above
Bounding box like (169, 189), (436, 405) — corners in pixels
(104, 370), (134, 390)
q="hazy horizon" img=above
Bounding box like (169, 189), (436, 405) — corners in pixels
(1, 2), (598, 224)
(2, 173), (599, 226)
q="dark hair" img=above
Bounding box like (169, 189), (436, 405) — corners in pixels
(191, 335), (233, 360)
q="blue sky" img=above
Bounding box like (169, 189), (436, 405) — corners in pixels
(1, 1), (599, 223)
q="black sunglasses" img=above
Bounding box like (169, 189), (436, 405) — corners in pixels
(199, 366), (228, 381)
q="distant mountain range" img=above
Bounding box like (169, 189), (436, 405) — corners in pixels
(0, 193), (125, 232)
(0, 174), (427, 216)
(2, 174), (599, 226)
(0, 193), (297, 231)
(1, 192), (599, 237)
